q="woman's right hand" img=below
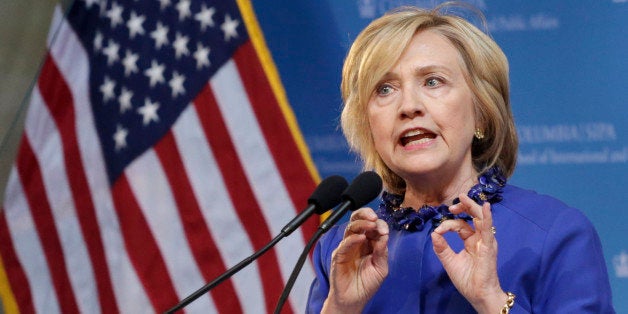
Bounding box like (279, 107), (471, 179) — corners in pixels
(322, 207), (390, 314)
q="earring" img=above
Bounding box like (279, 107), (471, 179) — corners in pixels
(474, 129), (485, 140)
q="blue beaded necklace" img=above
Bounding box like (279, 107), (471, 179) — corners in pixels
(377, 167), (506, 232)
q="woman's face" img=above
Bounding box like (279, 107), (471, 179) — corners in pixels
(367, 30), (477, 182)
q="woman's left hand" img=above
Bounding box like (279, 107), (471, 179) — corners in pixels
(430, 194), (509, 314)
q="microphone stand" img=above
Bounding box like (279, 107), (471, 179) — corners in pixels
(165, 175), (350, 313)
(272, 227), (325, 314)
(273, 171), (382, 313)
(165, 233), (284, 313)
(273, 202), (353, 314)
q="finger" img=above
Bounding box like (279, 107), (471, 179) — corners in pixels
(349, 207), (378, 222)
(370, 219), (389, 271)
(433, 219), (475, 240)
(431, 231), (456, 264)
(449, 194), (484, 218)
(479, 202), (495, 244)
(333, 233), (368, 262)
(344, 219), (378, 238)
(482, 201), (493, 229)
(364, 218), (390, 240)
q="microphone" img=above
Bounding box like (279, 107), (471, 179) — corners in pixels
(273, 171), (383, 314)
(165, 175), (348, 314)
(280, 175), (348, 236)
(319, 171), (383, 232)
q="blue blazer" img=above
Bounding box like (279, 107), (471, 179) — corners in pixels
(307, 185), (615, 313)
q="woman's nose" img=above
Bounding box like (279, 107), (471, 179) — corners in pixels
(397, 88), (425, 119)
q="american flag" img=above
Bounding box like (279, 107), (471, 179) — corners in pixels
(0, 0), (321, 313)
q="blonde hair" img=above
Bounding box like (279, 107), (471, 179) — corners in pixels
(340, 4), (518, 194)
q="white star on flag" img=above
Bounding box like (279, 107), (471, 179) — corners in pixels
(144, 60), (166, 87)
(127, 11), (146, 39)
(93, 31), (104, 51)
(193, 43), (210, 69)
(118, 87), (133, 113)
(195, 5), (216, 31)
(113, 124), (129, 150)
(122, 50), (139, 76)
(137, 97), (160, 125)
(150, 22), (169, 49)
(221, 14), (240, 41)
(102, 39), (120, 65)
(158, 0), (171, 10)
(106, 2), (124, 28)
(173, 33), (190, 59)
(169, 71), (186, 98)
(100, 76), (116, 102)
(175, 0), (192, 21)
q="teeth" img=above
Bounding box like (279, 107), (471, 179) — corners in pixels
(400, 129), (435, 146)
(402, 129), (424, 138)
(405, 137), (432, 145)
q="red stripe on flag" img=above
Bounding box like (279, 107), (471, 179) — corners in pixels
(15, 136), (80, 313)
(153, 131), (244, 313)
(194, 84), (293, 314)
(110, 175), (179, 312)
(37, 55), (119, 313)
(233, 42), (318, 237)
(0, 212), (35, 313)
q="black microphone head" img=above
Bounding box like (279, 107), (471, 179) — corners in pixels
(308, 175), (349, 214)
(341, 171), (383, 209)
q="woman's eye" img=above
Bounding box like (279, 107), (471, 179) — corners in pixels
(425, 77), (441, 87)
(376, 84), (393, 96)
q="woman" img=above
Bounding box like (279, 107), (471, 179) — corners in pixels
(306, 5), (615, 313)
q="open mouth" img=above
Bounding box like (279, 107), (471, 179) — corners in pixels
(400, 129), (436, 146)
